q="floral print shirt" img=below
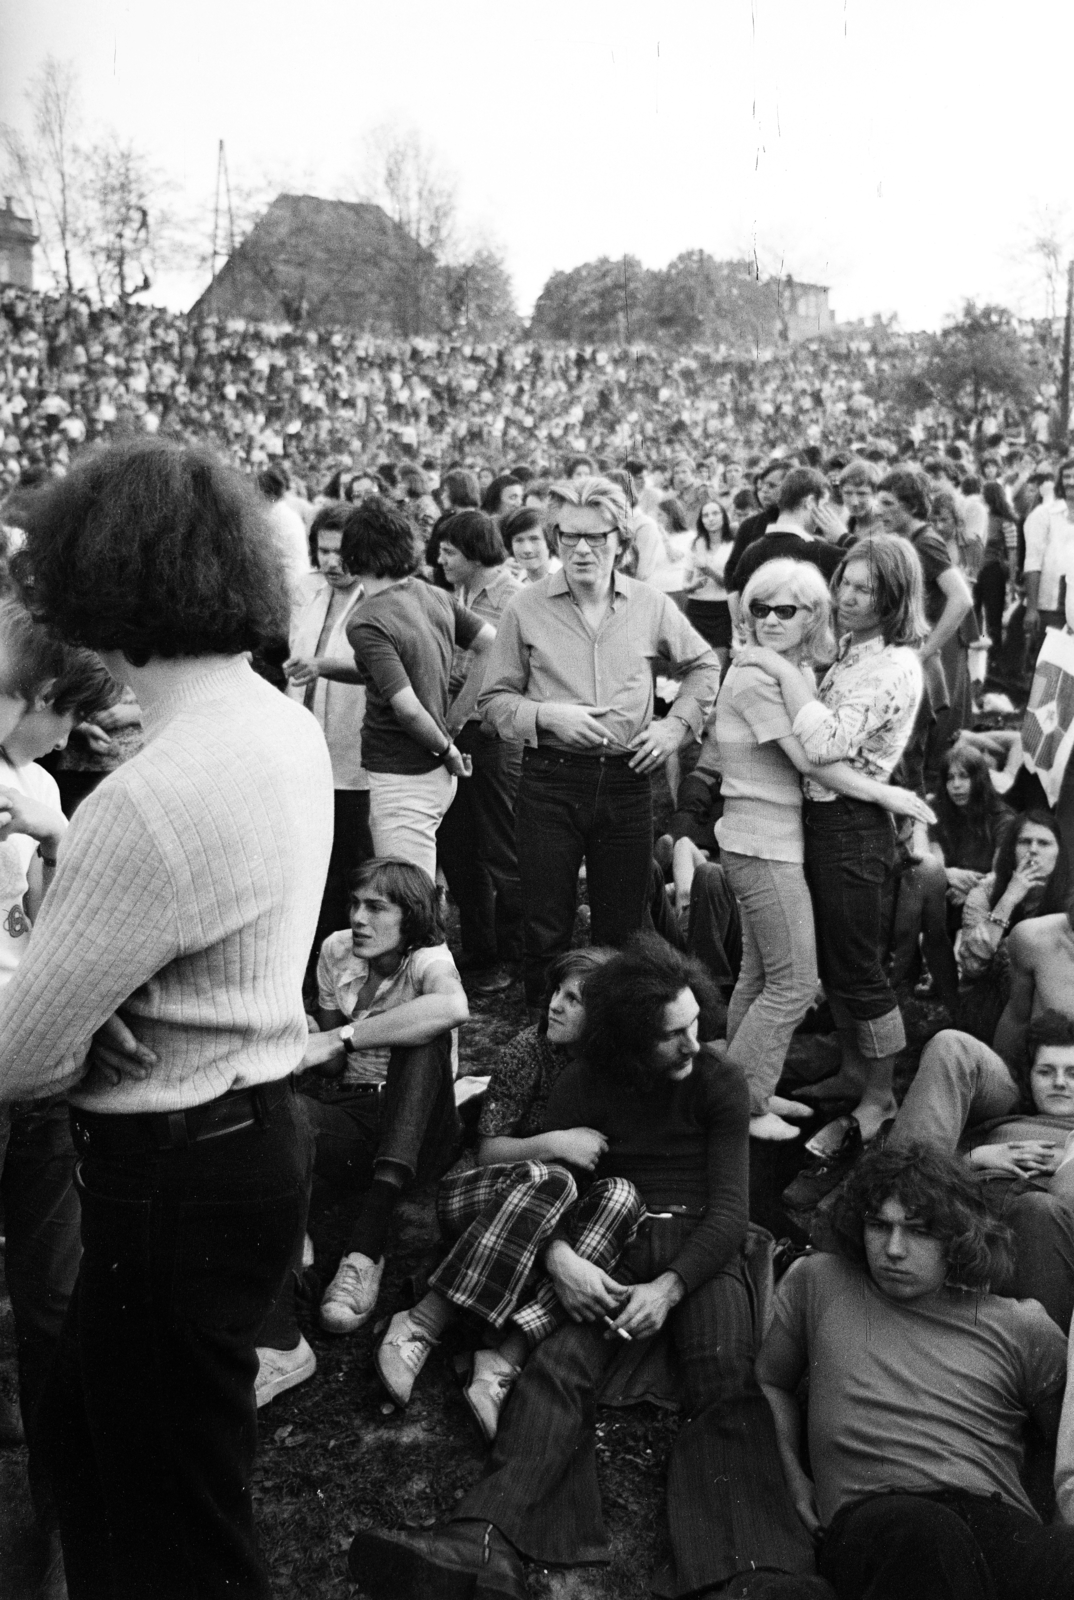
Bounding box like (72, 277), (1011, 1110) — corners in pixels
(793, 635), (923, 803)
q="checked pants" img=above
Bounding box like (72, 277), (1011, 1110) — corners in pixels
(430, 1161), (644, 1342)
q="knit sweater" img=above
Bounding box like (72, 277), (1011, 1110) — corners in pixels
(0, 657), (333, 1113)
(541, 1049), (750, 1293)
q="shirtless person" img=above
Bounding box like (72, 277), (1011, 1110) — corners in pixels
(993, 901), (1074, 1066)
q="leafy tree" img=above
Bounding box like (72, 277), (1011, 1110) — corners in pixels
(81, 134), (173, 303)
(913, 302), (1041, 437)
(441, 247), (518, 339)
(530, 256), (652, 343)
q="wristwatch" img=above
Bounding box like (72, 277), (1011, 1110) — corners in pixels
(436, 742), (456, 764)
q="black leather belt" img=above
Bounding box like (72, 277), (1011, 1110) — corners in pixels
(70, 1077), (294, 1155)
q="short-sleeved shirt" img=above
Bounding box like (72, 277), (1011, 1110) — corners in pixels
(773, 1252), (1067, 1526)
(476, 1025), (574, 1140)
(316, 933), (460, 1085)
(907, 524), (954, 627)
(346, 579), (483, 774)
(0, 759), (60, 990)
(711, 661), (804, 862)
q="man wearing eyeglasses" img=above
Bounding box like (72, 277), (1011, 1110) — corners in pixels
(478, 477), (720, 1008)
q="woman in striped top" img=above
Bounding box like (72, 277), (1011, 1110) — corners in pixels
(714, 559), (931, 1142)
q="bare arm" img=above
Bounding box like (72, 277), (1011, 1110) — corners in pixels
(344, 967), (468, 1050)
(775, 736), (935, 822)
(447, 621), (497, 731)
(993, 926), (1036, 1066)
(756, 1320), (821, 1535)
(920, 566), (973, 663)
(478, 1127), (608, 1169)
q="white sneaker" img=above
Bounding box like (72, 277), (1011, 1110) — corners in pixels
(463, 1349), (519, 1443)
(255, 1335), (316, 1408)
(319, 1251), (384, 1334)
(375, 1310), (436, 1407)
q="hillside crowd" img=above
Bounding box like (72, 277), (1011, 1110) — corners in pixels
(2, 285), (1074, 1600)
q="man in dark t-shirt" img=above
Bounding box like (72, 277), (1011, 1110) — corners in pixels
(333, 498), (493, 883)
(351, 938), (821, 1600)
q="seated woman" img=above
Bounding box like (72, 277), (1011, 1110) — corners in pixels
(889, 740), (1013, 1012)
(889, 1013), (1074, 1330)
(957, 809), (1064, 1043)
(254, 858), (467, 1404)
(372, 948), (644, 1443)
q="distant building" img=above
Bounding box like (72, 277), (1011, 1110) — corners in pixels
(780, 276), (836, 342)
(190, 193), (436, 336)
(0, 198), (37, 289)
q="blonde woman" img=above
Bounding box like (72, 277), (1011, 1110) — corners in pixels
(715, 559), (932, 1141)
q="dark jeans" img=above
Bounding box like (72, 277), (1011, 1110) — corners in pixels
(310, 790), (373, 964)
(437, 723), (524, 967)
(974, 560), (1007, 652)
(0, 1097), (82, 1527)
(259, 1038), (460, 1349)
(820, 1489), (1074, 1600)
(515, 747), (653, 1004)
(43, 1087), (311, 1600)
(803, 797), (902, 1051)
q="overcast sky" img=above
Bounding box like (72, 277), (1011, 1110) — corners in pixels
(1, 0), (1071, 331)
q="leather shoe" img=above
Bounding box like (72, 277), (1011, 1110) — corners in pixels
(349, 1519), (527, 1600)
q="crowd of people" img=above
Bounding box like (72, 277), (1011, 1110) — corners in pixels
(3, 289), (1074, 1600)
(0, 286), (1061, 489)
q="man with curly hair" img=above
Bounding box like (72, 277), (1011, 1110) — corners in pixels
(0, 441), (334, 1600)
(758, 1144), (1074, 1600)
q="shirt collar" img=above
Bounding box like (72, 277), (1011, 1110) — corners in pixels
(549, 567), (629, 603)
(836, 632), (886, 664)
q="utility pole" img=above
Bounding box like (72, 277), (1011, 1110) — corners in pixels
(1060, 259), (1074, 443)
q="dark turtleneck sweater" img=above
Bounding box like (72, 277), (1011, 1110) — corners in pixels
(541, 1048), (749, 1293)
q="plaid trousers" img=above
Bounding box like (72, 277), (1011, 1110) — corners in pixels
(430, 1161), (644, 1338)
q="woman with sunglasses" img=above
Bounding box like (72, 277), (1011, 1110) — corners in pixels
(715, 556), (931, 1141)
(738, 537), (928, 1146)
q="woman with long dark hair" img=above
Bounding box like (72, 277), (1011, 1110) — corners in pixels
(684, 498), (735, 669)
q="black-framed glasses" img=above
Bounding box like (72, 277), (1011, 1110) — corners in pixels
(748, 601), (805, 620)
(553, 528), (614, 549)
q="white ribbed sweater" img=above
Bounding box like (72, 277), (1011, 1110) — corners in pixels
(0, 658), (333, 1113)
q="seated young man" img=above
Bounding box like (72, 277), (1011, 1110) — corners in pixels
(993, 897), (1074, 1066)
(758, 1144), (1074, 1600)
(373, 946), (644, 1443)
(351, 935), (823, 1600)
(0, 599), (118, 1593)
(888, 1016), (1074, 1329)
(255, 857), (467, 1404)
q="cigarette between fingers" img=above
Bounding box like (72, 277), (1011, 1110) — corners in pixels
(603, 1315), (632, 1341)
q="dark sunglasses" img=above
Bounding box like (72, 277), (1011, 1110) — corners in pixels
(748, 601), (805, 620)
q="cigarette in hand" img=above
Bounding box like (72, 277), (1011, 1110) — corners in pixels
(603, 1315), (632, 1342)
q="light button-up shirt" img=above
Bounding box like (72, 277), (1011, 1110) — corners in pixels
(478, 569), (720, 752)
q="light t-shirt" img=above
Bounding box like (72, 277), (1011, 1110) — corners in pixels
(316, 933), (460, 1085)
(774, 1252), (1066, 1526)
(0, 759), (60, 990)
(286, 573), (368, 792)
(712, 661), (804, 862)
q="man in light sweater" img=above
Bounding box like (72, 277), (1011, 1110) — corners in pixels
(0, 442), (334, 1600)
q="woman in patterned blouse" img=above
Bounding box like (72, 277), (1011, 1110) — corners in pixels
(739, 535), (926, 1143)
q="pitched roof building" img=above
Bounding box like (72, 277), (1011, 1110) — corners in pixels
(0, 198), (38, 289)
(190, 193), (436, 335)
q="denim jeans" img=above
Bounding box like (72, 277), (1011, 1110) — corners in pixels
(437, 723), (525, 967)
(803, 797), (905, 1058)
(43, 1087), (311, 1600)
(721, 850), (819, 1113)
(0, 1097), (82, 1526)
(367, 764), (456, 884)
(515, 748), (653, 1004)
